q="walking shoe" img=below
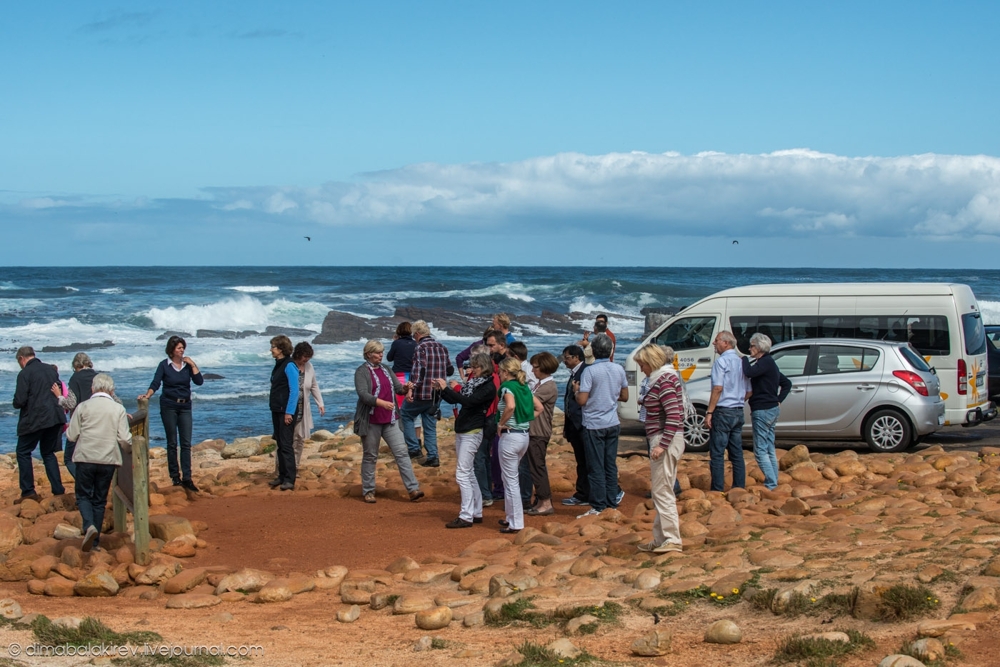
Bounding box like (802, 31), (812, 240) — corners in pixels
(637, 541), (659, 553)
(409, 489), (425, 502)
(171, 480), (182, 487)
(15, 492), (40, 504)
(615, 489), (625, 506)
(653, 542), (683, 554)
(81, 525), (98, 553)
(419, 458), (440, 468)
(576, 508), (601, 519)
(181, 480), (200, 492)
(446, 518), (473, 529)
(526, 507), (554, 516)
(268, 478), (282, 488)
(363, 492), (376, 504)
(498, 519), (509, 527)
(279, 482), (295, 491)
(499, 527), (520, 534)
(561, 497), (588, 506)
(472, 517), (483, 524)
(482, 498), (494, 507)
(408, 450), (421, 459)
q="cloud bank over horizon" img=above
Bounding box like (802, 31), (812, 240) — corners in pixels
(8, 149), (1000, 241)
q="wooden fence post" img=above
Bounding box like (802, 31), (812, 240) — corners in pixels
(113, 397), (152, 565)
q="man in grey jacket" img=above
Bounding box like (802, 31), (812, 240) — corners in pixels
(66, 373), (131, 552)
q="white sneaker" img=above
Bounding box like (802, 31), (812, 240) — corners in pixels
(81, 525), (98, 553)
(653, 542), (682, 554)
(576, 508), (601, 519)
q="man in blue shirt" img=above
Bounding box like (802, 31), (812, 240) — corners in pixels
(705, 331), (751, 492)
(574, 334), (628, 516)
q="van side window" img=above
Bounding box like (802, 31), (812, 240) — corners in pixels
(815, 345), (880, 374)
(729, 316), (818, 354)
(961, 313), (986, 356)
(655, 316), (717, 351)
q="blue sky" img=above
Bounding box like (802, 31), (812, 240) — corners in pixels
(2, 1), (999, 266)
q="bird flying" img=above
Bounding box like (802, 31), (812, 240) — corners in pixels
(304, 236), (311, 241)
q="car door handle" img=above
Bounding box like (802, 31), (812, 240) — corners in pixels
(857, 384), (875, 390)
(698, 357), (711, 363)
(790, 387), (804, 393)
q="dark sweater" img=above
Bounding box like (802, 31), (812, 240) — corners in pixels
(440, 378), (496, 433)
(69, 368), (98, 404)
(149, 359), (204, 409)
(742, 354), (792, 411)
(386, 336), (417, 373)
(13, 358), (65, 435)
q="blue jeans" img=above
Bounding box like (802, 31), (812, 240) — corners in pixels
(160, 405), (193, 483)
(709, 406), (746, 491)
(401, 399), (438, 460)
(75, 462), (116, 547)
(64, 439), (77, 479)
(751, 407), (781, 490)
(16, 424), (66, 497)
(583, 425), (620, 511)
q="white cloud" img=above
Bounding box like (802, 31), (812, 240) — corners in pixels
(197, 149), (1000, 239)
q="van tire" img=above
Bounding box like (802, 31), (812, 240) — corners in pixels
(684, 407), (711, 453)
(863, 409), (912, 453)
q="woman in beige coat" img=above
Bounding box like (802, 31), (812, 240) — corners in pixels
(275, 342), (325, 474)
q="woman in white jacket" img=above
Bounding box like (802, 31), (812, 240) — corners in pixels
(66, 373), (131, 553)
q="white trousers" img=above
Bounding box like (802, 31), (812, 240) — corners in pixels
(499, 431), (530, 530)
(455, 432), (484, 522)
(649, 430), (684, 547)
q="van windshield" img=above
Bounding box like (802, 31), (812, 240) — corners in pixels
(655, 316), (717, 351)
(962, 312), (987, 356)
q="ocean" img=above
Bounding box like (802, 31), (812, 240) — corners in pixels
(1, 267), (998, 454)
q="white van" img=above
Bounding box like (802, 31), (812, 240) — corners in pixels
(620, 283), (995, 430)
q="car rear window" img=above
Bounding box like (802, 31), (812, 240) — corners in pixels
(962, 312), (987, 356)
(900, 346), (932, 372)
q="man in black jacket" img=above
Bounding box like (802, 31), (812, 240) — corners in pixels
(560, 345), (591, 506)
(12, 346), (66, 503)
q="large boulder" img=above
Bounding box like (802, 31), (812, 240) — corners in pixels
(0, 515), (24, 555)
(222, 437), (262, 459)
(149, 516), (195, 542)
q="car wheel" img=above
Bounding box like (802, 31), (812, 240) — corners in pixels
(684, 407), (711, 453)
(863, 409), (912, 453)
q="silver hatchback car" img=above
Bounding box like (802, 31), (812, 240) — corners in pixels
(683, 338), (946, 453)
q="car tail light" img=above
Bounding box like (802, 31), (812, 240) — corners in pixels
(957, 359), (968, 395)
(893, 370), (929, 396)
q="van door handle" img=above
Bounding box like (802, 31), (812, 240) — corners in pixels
(790, 387), (804, 393)
(857, 384), (875, 390)
(698, 357), (711, 363)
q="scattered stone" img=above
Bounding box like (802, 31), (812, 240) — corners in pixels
(337, 605), (361, 623)
(704, 619), (742, 644)
(463, 610), (485, 627)
(166, 594), (222, 609)
(908, 638), (945, 663)
(215, 568), (274, 595)
(51, 616), (82, 629)
(631, 629), (673, 656)
(222, 437), (263, 459)
(413, 636), (434, 651)
(53, 523), (82, 540)
(148, 515), (195, 542)
(546, 638), (581, 659)
(164, 568), (207, 595)
(73, 571), (119, 597)
(878, 656), (926, 667)
(255, 580), (294, 603)
(0, 598), (23, 620)
(415, 606), (452, 630)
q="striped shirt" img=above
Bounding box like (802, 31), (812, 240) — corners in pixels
(642, 368), (684, 443)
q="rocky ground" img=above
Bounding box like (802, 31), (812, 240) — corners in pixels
(1, 415), (999, 667)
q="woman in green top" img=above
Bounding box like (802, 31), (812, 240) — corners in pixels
(496, 357), (542, 533)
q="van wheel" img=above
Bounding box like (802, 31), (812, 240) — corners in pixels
(684, 407), (711, 453)
(863, 409), (912, 453)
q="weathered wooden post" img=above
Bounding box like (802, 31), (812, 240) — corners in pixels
(113, 397), (151, 565)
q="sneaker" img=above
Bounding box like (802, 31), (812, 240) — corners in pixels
(181, 480), (200, 492)
(446, 518), (473, 529)
(279, 482), (295, 491)
(653, 542), (683, 554)
(363, 492), (376, 504)
(576, 508), (601, 519)
(561, 497), (589, 506)
(268, 478), (282, 488)
(615, 489), (625, 506)
(171, 480), (182, 487)
(81, 525), (98, 553)
(482, 498), (494, 507)
(408, 489), (425, 502)
(408, 451), (422, 459)
(420, 458), (440, 468)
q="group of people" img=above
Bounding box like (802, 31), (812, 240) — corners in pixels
(10, 308), (791, 550)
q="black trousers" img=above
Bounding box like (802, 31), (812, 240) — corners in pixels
(272, 412), (296, 485)
(564, 420), (589, 502)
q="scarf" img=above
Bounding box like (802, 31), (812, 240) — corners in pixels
(367, 362), (397, 424)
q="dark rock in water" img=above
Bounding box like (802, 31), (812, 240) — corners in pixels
(312, 307), (633, 345)
(263, 326), (318, 338)
(41, 340), (114, 353)
(156, 331), (193, 341)
(202, 373), (225, 380)
(196, 330), (259, 339)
